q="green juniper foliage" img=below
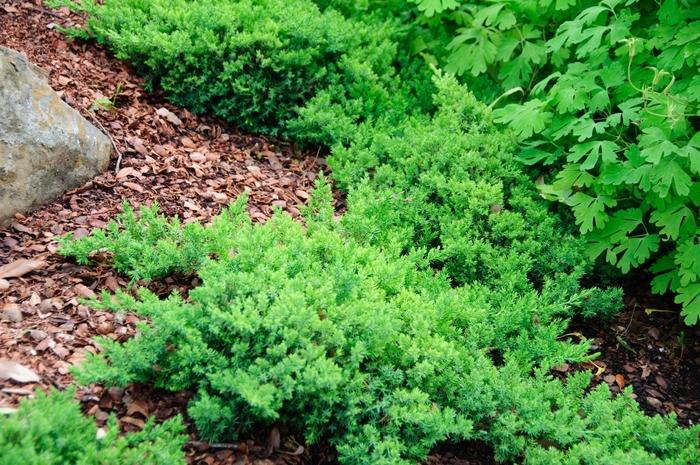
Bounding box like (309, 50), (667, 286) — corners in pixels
(53, 0), (700, 323)
(48, 0), (432, 145)
(48, 0), (700, 462)
(60, 185), (699, 465)
(335, 75), (596, 295)
(0, 389), (186, 465)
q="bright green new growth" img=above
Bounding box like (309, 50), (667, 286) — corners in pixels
(60, 186), (699, 465)
(336, 76), (591, 293)
(0, 389), (186, 465)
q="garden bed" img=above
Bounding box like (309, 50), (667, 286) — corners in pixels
(1, 2), (698, 465)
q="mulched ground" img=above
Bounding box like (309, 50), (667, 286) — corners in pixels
(0, 2), (697, 465)
(569, 279), (700, 426)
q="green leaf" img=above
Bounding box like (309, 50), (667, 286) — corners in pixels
(610, 234), (660, 273)
(492, 99), (552, 139)
(676, 283), (700, 325)
(412, 0), (459, 17)
(639, 127), (677, 164)
(567, 193), (616, 233)
(650, 159), (692, 198)
(567, 140), (619, 170)
(675, 239), (700, 287)
(650, 201), (695, 240)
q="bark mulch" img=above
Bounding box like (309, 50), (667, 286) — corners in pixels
(0, 3), (696, 465)
(568, 281), (700, 427)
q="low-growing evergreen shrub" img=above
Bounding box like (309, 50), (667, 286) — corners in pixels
(47, 1), (698, 462)
(50, 0), (432, 145)
(0, 389), (186, 465)
(335, 75), (621, 320)
(59, 187), (699, 465)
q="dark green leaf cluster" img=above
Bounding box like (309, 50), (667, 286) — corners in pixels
(0, 389), (186, 465)
(410, 0), (700, 324)
(48, 0), (432, 145)
(61, 189), (699, 465)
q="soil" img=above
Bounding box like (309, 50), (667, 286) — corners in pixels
(0, 2), (697, 465)
(569, 278), (700, 426)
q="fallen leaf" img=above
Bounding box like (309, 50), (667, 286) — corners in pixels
(0, 279), (9, 291)
(614, 374), (625, 389)
(123, 182), (144, 193)
(156, 107), (182, 126)
(126, 400), (149, 419)
(0, 360), (40, 383)
(189, 152), (206, 163)
(120, 416), (146, 428)
(0, 259), (46, 279)
(74, 284), (97, 299)
(655, 375), (668, 390)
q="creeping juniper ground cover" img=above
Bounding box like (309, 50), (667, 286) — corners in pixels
(5, 0), (698, 464)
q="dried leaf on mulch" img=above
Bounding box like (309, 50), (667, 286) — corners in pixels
(0, 360), (41, 383)
(0, 259), (46, 279)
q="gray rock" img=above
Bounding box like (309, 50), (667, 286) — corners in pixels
(0, 46), (111, 224)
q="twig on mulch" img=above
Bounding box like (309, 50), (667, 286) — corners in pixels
(24, 5), (65, 20)
(185, 441), (242, 451)
(86, 111), (124, 172)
